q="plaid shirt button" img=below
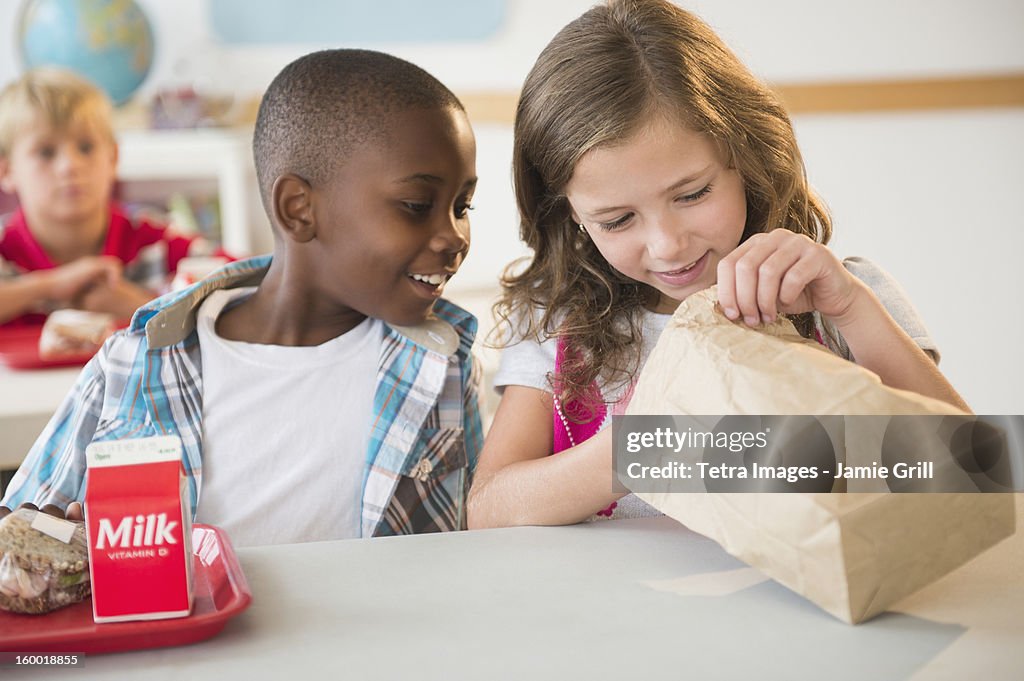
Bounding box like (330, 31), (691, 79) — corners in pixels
(411, 457), (434, 481)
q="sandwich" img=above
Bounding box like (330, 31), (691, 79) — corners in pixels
(38, 309), (116, 360)
(0, 508), (90, 614)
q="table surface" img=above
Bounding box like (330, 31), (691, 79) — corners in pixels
(4, 504), (1021, 681)
(0, 365), (79, 470)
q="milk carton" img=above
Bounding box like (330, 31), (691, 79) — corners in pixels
(84, 436), (194, 622)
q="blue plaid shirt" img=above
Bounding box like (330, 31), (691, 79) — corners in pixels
(2, 256), (483, 537)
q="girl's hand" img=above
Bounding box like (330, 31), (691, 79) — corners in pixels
(716, 230), (861, 325)
(715, 230), (971, 412)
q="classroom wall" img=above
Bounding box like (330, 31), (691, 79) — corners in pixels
(5, 1), (1021, 95)
(1, 0), (1022, 412)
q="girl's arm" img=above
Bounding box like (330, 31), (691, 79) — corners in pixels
(467, 385), (625, 529)
(828, 278), (971, 412)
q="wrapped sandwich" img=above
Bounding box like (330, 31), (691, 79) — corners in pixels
(0, 508), (90, 614)
(38, 309), (116, 360)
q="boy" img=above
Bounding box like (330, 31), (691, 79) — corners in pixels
(0, 68), (214, 325)
(1, 50), (483, 545)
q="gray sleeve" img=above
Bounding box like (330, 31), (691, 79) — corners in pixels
(820, 256), (940, 364)
(492, 333), (558, 394)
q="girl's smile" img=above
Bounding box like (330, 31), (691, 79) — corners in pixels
(652, 250), (709, 288)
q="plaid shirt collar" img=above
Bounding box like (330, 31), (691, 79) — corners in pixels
(130, 254), (465, 356)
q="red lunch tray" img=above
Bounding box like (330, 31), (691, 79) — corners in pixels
(0, 325), (97, 370)
(0, 525), (252, 654)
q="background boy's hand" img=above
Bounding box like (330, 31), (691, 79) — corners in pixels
(716, 229), (861, 326)
(45, 256), (122, 304)
(75, 274), (155, 320)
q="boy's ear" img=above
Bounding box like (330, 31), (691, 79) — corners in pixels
(271, 174), (317, 243)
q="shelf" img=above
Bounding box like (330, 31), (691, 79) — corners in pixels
(116, 128), (263, 255)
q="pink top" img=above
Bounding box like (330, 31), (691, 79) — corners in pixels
(551, 337), (617, 517)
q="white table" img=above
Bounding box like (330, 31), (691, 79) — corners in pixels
(0, 366), (79, 470)
(6, 506), (1022, 681)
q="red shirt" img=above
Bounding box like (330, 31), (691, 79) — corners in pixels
(0, 204), (198, 327)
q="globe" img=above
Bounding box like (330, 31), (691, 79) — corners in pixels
(17, 0), (155, 105)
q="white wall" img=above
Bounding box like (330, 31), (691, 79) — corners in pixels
(5, 1), (1023, 93)
(796, 109), (1024, 413)
(2, 0), (1022, 412)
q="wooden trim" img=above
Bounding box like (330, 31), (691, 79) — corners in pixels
(457, 91), (520, 125)
(457, 73), (1024, 124)
(773, 73), (1024, 114)
(115, 73), (1024, 130)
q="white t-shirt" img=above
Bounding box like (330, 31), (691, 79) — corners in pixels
(194, 287), (383, 547)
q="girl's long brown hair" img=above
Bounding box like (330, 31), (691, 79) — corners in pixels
(495, 0), (832, 415)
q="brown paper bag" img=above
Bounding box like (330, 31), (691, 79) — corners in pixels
(628, 287), (1016, 623)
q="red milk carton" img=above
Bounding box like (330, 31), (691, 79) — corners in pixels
(84, 435), (194, 622)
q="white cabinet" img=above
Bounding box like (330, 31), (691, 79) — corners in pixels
(116, 128), (268, 255)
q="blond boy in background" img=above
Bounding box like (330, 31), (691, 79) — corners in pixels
(0, 68), (215, 326)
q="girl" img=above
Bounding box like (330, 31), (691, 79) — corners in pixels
(467, 0), (969, 529)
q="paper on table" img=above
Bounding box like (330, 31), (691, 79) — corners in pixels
(644, 567), (769, 597)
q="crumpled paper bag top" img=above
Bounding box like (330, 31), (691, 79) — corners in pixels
(627, 286), (965, 417)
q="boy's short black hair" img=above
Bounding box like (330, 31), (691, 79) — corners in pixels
(253, 49), (463, 211)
